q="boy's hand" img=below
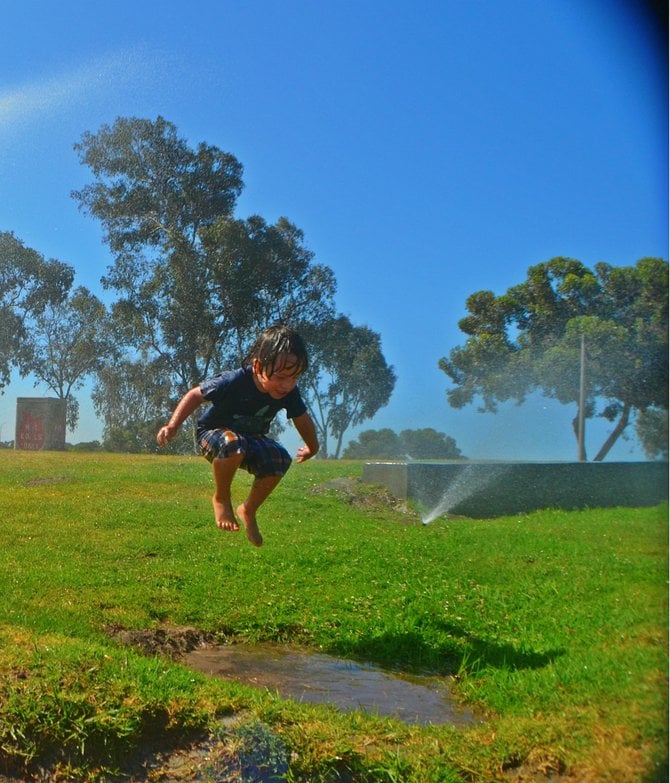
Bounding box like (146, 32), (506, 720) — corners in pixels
(157, 424), (178, 447)
(291, 413), (319, 462)
(295, 445), (315, 463)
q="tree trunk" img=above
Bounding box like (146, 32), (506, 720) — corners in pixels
(190, 416), (198, 454)
(571, 413), (587, 462)
(593, 403), (631, 462)
(304, 379), (329, 458)
(334, 430), (345, 460)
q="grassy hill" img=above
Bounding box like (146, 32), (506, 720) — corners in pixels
(0, 450), (667, 782)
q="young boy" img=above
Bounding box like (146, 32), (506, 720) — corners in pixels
(157, 325), (319, 547)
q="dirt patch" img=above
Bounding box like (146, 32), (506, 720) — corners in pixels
(502, 752), (572, 783)
(128, 717), (290, 783)
(104, 624), (216, 659)
(1, 716), (288, 783)
(22, 476), (72, 487)
(312, 476), (417, 519)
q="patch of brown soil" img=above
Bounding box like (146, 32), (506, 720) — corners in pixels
(500, 734), (663, 783)
(312, 476), (417, 519)
(501, 751), (571, 782)
(128, 715), (259, 783)
(104, 624), (215, 659)
(22, 476), (71, 487)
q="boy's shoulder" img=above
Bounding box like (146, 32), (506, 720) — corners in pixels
(200, 367), (249, 398)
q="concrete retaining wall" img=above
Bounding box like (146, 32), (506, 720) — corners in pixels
(362, 461), (668, 518)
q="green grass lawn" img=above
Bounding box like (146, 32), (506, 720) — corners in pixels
(0, 449), (667, 782)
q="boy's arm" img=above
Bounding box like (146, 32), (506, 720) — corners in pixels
(292, 412), (319, 463)
(157, 387), (206, 447)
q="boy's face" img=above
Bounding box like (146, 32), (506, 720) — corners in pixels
(253, 354), (302, 399)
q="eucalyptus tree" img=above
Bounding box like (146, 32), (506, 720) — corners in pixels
(92, 357), (192, 453)
(19, 287), (115, 431)
(0, 231), (73, 390)
(301, 315), (396, 458)
(399, 428), (464, 459)
(342, 428), (403, 459)
(199, 214), (337, 365)
(72, 116), (245, 396)
(343, 427), (465, 460)
(73, 117), (337, 427)
(440, 257), (668, 460)
(91, 209), (340, 452)
(635, 407), (668, 460)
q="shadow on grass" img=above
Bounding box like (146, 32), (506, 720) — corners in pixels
(326, 623), (564, 676)
(645, 754), (669, 783)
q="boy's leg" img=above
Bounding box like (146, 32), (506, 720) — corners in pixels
(237, 474), (283, 548)
(211, 453), (245, 532)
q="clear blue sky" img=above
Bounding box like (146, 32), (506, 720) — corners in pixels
(0, 0), (667, 460)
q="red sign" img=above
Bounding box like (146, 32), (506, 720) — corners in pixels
(17, 412), (45, 450)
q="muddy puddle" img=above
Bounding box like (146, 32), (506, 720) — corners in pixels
(184, 642), (477, 726)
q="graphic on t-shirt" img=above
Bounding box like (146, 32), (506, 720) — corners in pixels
(230, 405), (272, 434)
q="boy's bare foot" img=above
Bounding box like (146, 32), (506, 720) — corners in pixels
(236, 503), (263, 547)
(213, 494), (240, 532)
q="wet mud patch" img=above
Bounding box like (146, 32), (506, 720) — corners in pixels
(1, 715), (290, 783)
(184, 641), (477, 727)
(104, 624), (216, 659)
(105, 625), (476, 727)
(127, 717), (290, 783)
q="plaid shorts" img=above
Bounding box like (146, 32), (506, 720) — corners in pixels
(197, 429), (292, 478)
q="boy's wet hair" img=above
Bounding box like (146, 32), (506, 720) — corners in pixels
(246, 324), (308, 377)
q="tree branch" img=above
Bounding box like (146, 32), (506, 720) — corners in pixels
(593, 403), (630, 462)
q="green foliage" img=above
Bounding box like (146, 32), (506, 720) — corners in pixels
(635, 406), (668, 460)
(0, 452), (666, 781)
(18, 286), (115, 431)
(0, 230), (74, 389)
(343, 427), (465, 460)
(67, 440), (103, 452)
(302, 315), (396, 458)
(200, 214), (337, 347)
(0, 237), (109, 431)
(72, 116), (244, 252)
(100, 422), (192, 454)
(343, 427), (403, 459)
(72, 116), (373, 456)
(92, 356), (196, 452)
(400, 427), (465, 459)
(440, 257), (669, 460)
(72, 115), (246, 397)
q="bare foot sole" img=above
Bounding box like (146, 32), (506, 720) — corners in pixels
(237, 503), (263, 547)
(213, 495), (240, 532)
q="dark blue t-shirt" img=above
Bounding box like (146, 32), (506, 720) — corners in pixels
(197, 366), (307, 436)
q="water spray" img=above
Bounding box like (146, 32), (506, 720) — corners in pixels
(419, 464), (510, 525)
